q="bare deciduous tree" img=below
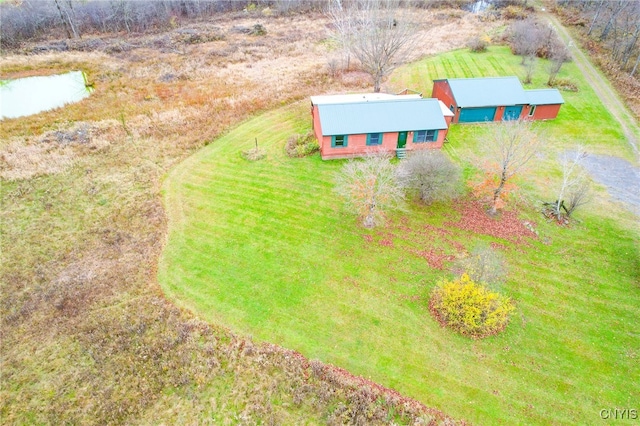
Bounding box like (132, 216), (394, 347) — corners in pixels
(510, 18), (543, 65)
(523, 53), (537, 84)
(547, 40), (571, 85)
(335, 153), (405, 228)
(544, 149), (591, 221)
(558, 0), (640, 76)
(508, 18), (549, 84)
(328, 0), (416, 92)
(599, 0), (628, 42)
(0, 1), (279, 49)
(398, 150), (461, 204)
(631, 50), (640, 76)
(565, 180), (591, 217)
(587, 0), (606, 36)
(326, 0), (356, 70)
(480, 120), (540, 216)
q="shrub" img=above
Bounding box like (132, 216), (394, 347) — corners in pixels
(250, 24), (267, 36)
(397, 150), (461, 204)
(241, 147), (266, 161)
(429, 274), (515, 338)
(467, 36), (488, 53)
(451, 245), (508, 289)
(285, 132), (319, 158)
(548, 77), (579, 92)
(501, 5), (529, 20)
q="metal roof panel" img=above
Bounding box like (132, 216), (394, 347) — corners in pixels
(447, 76), (529, 107)
(317, 98), (448, 135)
(525, 89), (565, 105)
(310, 93), (421, 105)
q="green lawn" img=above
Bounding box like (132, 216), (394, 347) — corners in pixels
(391, 46), (635, 161)
(160, 46), (640, 424)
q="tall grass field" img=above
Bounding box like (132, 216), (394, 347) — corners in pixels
(160, 46), (639, 424)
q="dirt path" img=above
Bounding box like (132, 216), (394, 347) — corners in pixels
(542, 11), (639, 158)
(542, 11), (640, 216)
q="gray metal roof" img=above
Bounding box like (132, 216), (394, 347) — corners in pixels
(525, 89), (565, 105)
(310, 93), (421, 104)
(446, 76), (529, 107)
(316, 98), (447, 136)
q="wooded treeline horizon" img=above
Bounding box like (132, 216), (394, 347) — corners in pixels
(0, 0), (483, 50)
(557, 0), (640, 76)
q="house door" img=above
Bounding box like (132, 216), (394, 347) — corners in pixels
(504, 105), (523, 121)
(397, 132), (407, 149)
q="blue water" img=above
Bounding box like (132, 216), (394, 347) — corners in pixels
(0, 70), (92, 120)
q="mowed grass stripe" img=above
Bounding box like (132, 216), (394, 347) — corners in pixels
(486, 55), (508, 75)
(441, 57), (456, 77)
(162, 50), (640, 425)
(456, 55), (474, 77)
(182, 174), (339, 241)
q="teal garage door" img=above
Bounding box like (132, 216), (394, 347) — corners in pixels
(504, 105), (523, 121)
(459, 107), (496, 123)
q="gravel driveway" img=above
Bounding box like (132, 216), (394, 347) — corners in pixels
(572, 152), (640, 216)
(544, 12), (640, 217)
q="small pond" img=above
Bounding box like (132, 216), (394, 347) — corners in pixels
(0, 70), (92, 120)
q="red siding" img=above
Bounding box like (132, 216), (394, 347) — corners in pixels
(320, 133), (396, 160)
(431, 80), (563, 123)
(432, 81), (458, 122)
(320, 129), (449, 159)
(444, 115), (453, 127)
(311, 104), (323, 143)
(529, 104), (561, 120)
(406, 129), (448, 150)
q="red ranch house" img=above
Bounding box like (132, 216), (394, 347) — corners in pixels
(311, 93), (453, 160)
(432, 76), (564, 123)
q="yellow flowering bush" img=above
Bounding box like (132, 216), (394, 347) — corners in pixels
(429, 274), (515, 338)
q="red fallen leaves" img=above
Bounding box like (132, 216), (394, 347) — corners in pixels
(359, 200), (537, 270)
(412, 248), (455, 270)
(445, 200), (538, 245)
(490, 241), (509, 251)
(379, 239), (394, 247)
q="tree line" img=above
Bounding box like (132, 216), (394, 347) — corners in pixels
(556, 0), (640, 76)
(1, 0), (497, 51)
(0, 0), (320, 49)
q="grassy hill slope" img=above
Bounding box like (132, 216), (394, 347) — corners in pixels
(161, 47), (640, 424)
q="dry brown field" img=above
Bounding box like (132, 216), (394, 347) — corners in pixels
(1, 8), (499, 425)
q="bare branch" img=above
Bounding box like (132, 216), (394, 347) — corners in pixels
(546, 148), (591, 220)
(548, 39), (571, 85)
(397, 150), (461, 204)
(334, 152), (405, 228)
(480, 120), (540, 215)
(327, 0), (416, 92)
